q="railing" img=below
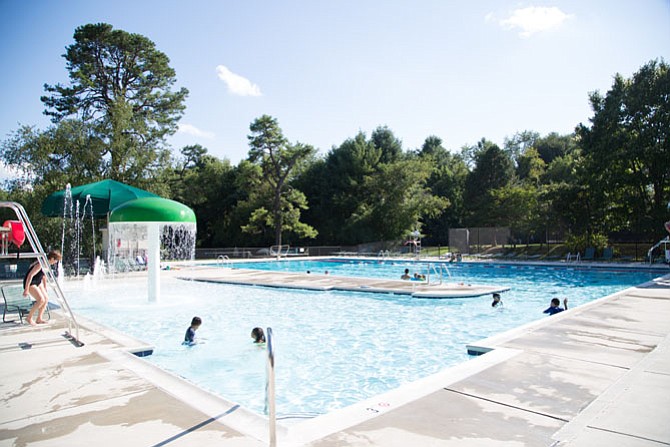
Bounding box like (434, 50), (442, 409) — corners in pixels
(0, 201), (83, 346)
(425, 262), (451, 285)
(647, 237), (670, 264)
(566, 252), (581, 263)
(270, 245), (290, 260)
(216, 254), (231, 266)
(265, 327), (276, 447)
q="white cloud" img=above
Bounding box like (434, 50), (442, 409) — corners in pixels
(498, 6), (572, 38)
(216, 65), (262, 96)
(178, 123), (215, 139)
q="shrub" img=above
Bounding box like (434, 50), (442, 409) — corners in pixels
(565, 232), (608, 253)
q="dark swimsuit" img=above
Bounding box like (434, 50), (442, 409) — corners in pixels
(23, 261), (45, 289)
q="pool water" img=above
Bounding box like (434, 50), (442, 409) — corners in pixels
(64, 260), (661, 420)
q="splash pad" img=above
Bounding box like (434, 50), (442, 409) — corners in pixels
(109, 197), (196, 302)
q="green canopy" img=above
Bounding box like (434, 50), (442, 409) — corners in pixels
(109, 197), (196, 223)
(41, 179), (159, 218)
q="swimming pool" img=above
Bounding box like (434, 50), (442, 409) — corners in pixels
(64, 260), (662, 421)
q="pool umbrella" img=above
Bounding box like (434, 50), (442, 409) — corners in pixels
(41, 179), (159, 218)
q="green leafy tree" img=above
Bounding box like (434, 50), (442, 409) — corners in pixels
(1, 120), (104, 190)
(0, 120), (108, 251)
(355, 158), (447, 242)
(167, 145), (237, 247)
(41, 23), (188, 183)
(535, 132), (577, 165)
(539, 151), (586, 238)
(308, 132), (381, 244)
(245, 115), (317, 247)
(463, 141), (515, 226)
(490, 184), (540, 244)
(577, 59), (670, 238)
(418, 136), (467, 244)
(516, 147), (546, 185)
(371, 126), (403, 164)
(504, 130), (539, 166)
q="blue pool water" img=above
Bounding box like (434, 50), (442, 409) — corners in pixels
(65, 260), (663, 420)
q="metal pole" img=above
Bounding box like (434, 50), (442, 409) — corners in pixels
(265, 327), (276, 447)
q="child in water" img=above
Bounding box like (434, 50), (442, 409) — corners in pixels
(491, 293), (503, 308)
(543, 298), (568, 315)
(251, 327), (266, 344)
(183, 316), (201, 345)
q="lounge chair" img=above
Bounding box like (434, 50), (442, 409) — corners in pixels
(582, 247), (595, 261)
(2, 284), (50, 324)
(600, 247), (613, 261)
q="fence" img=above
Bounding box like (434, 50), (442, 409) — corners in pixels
(448, 227), (512, 254)
(194, 246), (350, 260)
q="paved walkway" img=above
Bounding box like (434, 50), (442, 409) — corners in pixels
(178, 266), (509, 298)
(0, 269), (668, 446)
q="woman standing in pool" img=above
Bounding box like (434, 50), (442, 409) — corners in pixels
(22, 250), (61, 325)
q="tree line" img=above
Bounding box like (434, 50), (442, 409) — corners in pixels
(1, 23), (668, 253)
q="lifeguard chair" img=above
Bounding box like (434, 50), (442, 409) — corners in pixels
(1, 220), (25, 255)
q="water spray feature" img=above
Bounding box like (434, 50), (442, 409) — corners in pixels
(42, 179), (160, 278)
(59, 183), (98, 277)
(109, 197), (196, 302)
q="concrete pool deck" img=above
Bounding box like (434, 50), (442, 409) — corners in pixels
(177, 265), (510, 298)
(1, 268), (669, 446)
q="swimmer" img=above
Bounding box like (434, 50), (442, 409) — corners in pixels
(491, 293), (502, 308)
(543, 297), (568, 315)
(251, 327), (266, 344)
(183, 316), (201, 345)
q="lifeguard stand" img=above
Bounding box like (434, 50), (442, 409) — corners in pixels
(405, 230), (422, 257)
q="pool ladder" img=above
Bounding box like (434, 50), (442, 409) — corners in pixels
(423, 262), (452, 285)
(0, 201), (83, 346)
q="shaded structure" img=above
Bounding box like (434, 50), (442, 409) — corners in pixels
(109, 197), (196, 302)
(41, 179), (158, 218)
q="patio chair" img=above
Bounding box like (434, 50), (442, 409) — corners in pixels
(2, 284), (49, 324)
(600, 247), (614, 261)
(582, 247), (595, 261)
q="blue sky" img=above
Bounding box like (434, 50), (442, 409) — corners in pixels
(1, 0), (668, 176)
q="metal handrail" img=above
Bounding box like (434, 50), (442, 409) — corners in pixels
(423, 262), (451, 285)
(0, 201), (83, 346)
(265, 327), (276, 447)
(647, 236), (669, 264)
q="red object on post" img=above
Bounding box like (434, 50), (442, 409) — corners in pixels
(3, 220), (25, 248)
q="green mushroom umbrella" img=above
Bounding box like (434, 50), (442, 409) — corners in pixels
(41, 179), (159, 218)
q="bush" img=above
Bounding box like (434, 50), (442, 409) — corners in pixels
(565, 232), (608, 253)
